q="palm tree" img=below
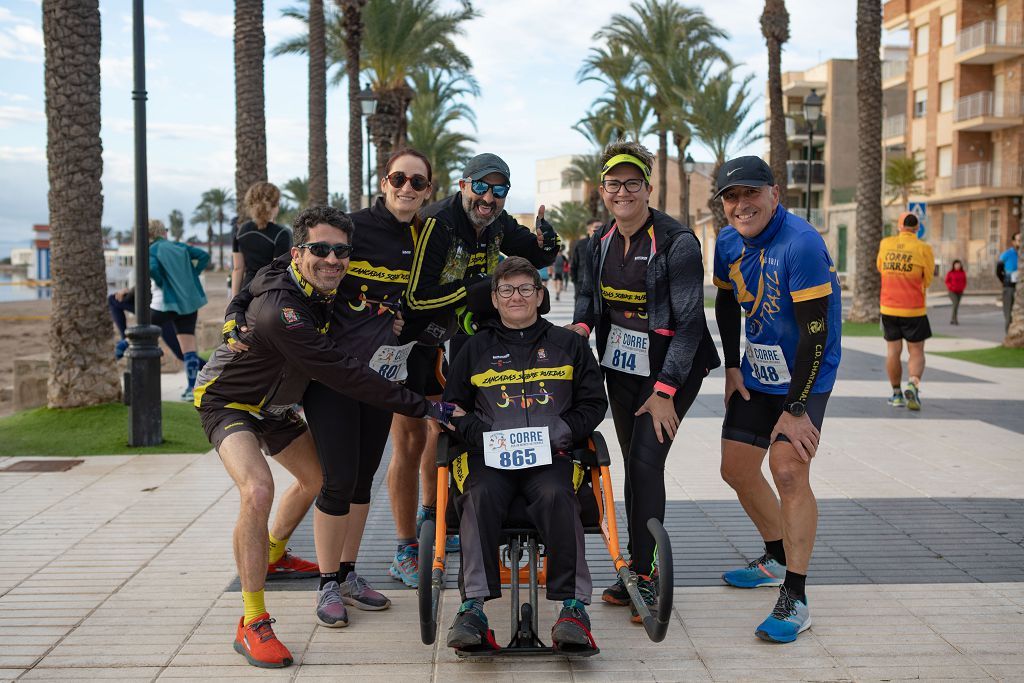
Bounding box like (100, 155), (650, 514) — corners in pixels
(690, 70), (763, 233)
(547, 201), (592, 243)
(329, 192), (349, 211)
(339, 0), (366, 209)
(884, 156), (924, 207)
(190, 203), (217, 263)
(281, 177), (311, 209)
(308, 0), (328, 206)
(200, 188), (235, 270)
(762, 0), (790, 200)
(407, 69), (478, 201)
(42, 0), (120, 408)
(235, 0), (268, 223)
(848, 0), (883, 324)
(168, 209), (185, 241)
(598, 1), (727, 211)
(563, 154), (606, 221)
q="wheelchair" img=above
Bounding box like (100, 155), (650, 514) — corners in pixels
(417, 431), (674, 657)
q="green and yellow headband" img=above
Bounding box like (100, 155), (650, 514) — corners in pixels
(601, 153), (651, 182)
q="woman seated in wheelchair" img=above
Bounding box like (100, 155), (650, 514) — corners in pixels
(442, 256), (609, 653)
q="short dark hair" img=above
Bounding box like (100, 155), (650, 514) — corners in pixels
(492, 256), (541, 289)
(292, 206), (354, 245)
(902, 214), (919, 228)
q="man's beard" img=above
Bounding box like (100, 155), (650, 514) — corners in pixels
(462, 194), (498, 229)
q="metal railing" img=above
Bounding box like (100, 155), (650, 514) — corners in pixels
(793, 208), (825, 226)
(954, 91), (1024, 121)
(882, 114), (906, 139)
(957, 20), (1024, 53)
(953, 162), (1024, 188)
(882, 60), (908, 82)
(784, 116), (827, 138)
(786, 160), (826, 185)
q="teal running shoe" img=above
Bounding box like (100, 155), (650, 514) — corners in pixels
(416, 505), (460, 553)
(388, 544), (418, 588)
(722, 553), (786, 588)
(888, 392), (906, 407)
(755, 587), (811, 643)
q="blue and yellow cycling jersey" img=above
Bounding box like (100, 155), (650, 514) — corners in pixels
(713, 206), (842, 395)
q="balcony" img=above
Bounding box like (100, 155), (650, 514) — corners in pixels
(881, 59), (908, 88)
(786, 160), (825, 187)
(784, 116), (827, 142)
(956, 21), (1024, 64)
(953, 91), (1024, 131)
(882, 114), (906, 144)
(793, 207), (825, 227)
(935, 162), (1024, 201)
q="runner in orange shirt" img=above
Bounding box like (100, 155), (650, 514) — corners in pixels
(876, 212), (934, 410)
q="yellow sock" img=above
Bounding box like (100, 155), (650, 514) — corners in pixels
(268, 532), (288, 565)
(242, 590), (266, 625)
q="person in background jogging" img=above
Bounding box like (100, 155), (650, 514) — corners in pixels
(713, 156), (842, 644)
(569, 140), (719, 624)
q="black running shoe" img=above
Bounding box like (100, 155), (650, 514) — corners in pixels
(552, 600), (596, 650)
(629, 574), (658, 624)
(446, 601), (489, 649)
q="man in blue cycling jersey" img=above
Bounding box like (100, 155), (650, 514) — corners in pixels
(711, 156), (842, 643)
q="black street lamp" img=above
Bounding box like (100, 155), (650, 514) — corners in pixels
(125, 0), (162, 446)
(803, 88), (823, 223)
(683, 153), (695, 227)
(358, 84), (378, 208)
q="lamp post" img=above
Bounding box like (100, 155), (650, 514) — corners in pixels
(126, 0), (162, 446)
(803, 88), (823, 223)
(358, 84), (378, 208)
(683, 153), (695, 227)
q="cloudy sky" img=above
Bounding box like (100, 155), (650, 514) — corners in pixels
(0, 0), (864, 253)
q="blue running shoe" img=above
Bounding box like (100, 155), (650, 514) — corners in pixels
(722, 553), (786, 588)
(389, 543), (418, 588)
(417, 505), (460, 553)
(115, 339), (129, 360)
(755, 587), (811, 643)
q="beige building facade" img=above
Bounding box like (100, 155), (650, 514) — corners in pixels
(884, 0), (1024, 286)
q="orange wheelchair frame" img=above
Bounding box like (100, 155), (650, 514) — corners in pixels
(418, 431), (673, 656)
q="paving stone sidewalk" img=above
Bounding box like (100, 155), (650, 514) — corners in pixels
(2, 296), (1022, 681)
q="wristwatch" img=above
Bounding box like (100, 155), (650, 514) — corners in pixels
(783, 401), (806, 417)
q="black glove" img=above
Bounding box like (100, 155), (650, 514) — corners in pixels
(538, 217), (560, 253)
(222, 314), (246, 346)
(427, 401), (459, 425)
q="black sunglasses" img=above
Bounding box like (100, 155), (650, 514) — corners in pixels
(386, 171), (430, 192)
(469, 179), (510, 199)
(297, 241), (353, 259)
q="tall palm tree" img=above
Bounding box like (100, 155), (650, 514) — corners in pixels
(563, 154), (606, 221)
(339, 0), (366, 209)
(235, 0), (268, 223)
(308, 0), (328, 206)
(281, 177), (311, 209)
(848, 0), (883, 323)
(761, 0), (790, 200)
(168, 209), (185, 241)
(547, 201), (592, 243)
(598, 1), (727, 211)
(190, 203), (217, 263)
(42, 0), (120, 407)
(406, 69), (478, 201)
(690, 70), (763, 233)
(200, 188), (234, 270)
(884, 156), (924, 207)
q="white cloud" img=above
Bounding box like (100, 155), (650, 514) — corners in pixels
(0, 145), (44, 163)
(0, 90), (30, 103)
(179, 10), (233, 39)
(100, 55), (134, 89)
(0, 104), (43, 127)
(0, 6), (43, 63)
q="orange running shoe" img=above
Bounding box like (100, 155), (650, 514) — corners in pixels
(267, 549), (319, 580)
(233, 613), (293, 668)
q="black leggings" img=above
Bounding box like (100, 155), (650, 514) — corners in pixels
(606, 365), (705, 577)
(303, 380), (394, 516)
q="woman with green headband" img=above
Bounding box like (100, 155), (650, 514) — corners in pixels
(569, 140), (720, 622)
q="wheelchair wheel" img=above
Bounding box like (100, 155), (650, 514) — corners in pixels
(647, 518), (673, 643)
(417, 519), (440, 644)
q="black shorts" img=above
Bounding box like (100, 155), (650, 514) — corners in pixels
(404, 343), (446, 397)
(151, 309), (198, 335)
(881, 314), (932, 342)
(722, 389), (830, 450)
(199, 406), (307, 456)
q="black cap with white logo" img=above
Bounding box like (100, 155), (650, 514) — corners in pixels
(714, 156), (775, 199)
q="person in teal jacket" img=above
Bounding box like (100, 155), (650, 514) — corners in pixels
(149, 220), (210, 400)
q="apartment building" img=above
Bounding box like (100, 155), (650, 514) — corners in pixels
(883, 0), (1024, 283)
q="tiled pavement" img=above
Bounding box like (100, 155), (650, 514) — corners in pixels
(2, 296), (1023, 681)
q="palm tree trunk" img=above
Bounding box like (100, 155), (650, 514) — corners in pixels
(308, 0), (328, 206)
(656, 117), (667, 211)
(369, 87), (407, 183)
(207, 224), (214, 263)
(848, 0), (883, 323)
(217, 215), (225, 270)
(234, 0), (268, 223)
(676, 132), (690, 226)
(766, 37), (788, 200)
(340, 0), (365, 209)
(708, 160), (728, 236)
(43, 0), (121, 408)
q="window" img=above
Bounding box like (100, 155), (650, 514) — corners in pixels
(942, 211), (958, 241)
(938, 146), (952, 177)
(940, 80), (954, 112)
(941, 13), (956, 46)
(914, 88), (928, 118)
(916, 24), (930, 55)
(970, 209), (986, 240)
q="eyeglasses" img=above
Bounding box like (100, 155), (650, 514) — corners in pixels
(386, 171), (430, 192)
(469, 179), (510, 199)
(494, 283), (540, 298)
(600, 178), (646, 194)
(297, 242), (353, 259)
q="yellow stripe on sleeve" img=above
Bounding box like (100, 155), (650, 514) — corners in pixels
(791, 282), (833, 302)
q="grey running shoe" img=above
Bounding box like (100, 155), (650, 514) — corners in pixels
(446, 601), (490, 649)
(315, 581), (349, 628)
(904, 382), (921, 411)
(339, 571), (391, 611)
(552, 600), (595, 650)
(888, 392), (906, 408)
